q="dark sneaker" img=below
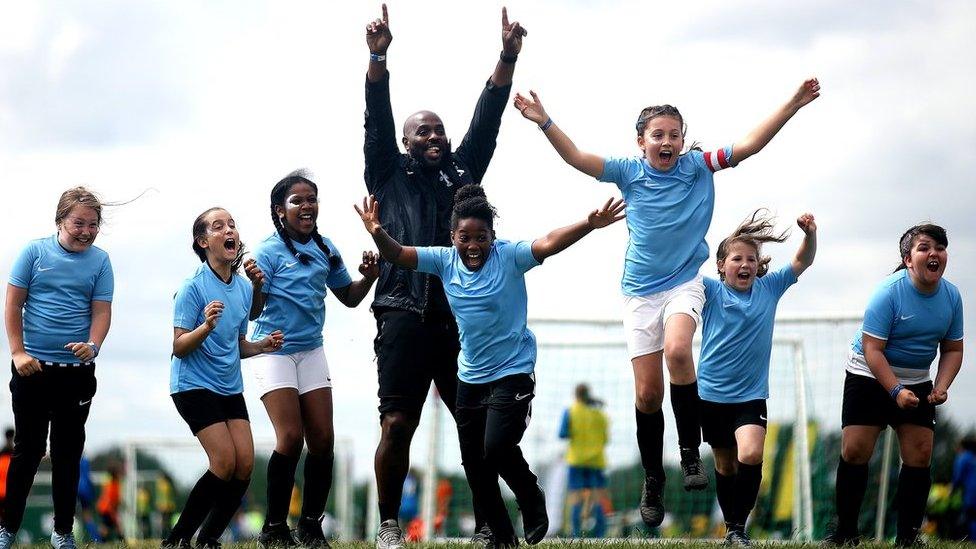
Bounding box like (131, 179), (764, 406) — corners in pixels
(375, 519), (405, 549)
(0, 527), (15, 549)
(639, 475), (665, 528)
(679, 447), (708, 491)
(519, 484), (548, 545)
(195, 539), (222, 549)
(896, 528), (924, 547)
(723, 525), (751, 546)
(295, 517), (331, 549)
(822, 528), (861, 547)
(259, 522), (298, 549)
(470, 525), (493, 547)
(49, 531), (77, 549)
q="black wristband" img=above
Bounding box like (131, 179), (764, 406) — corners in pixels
(500, 51), (518, 64)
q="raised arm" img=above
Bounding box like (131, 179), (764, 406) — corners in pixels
(790, 213), (817, 277)
(530, 198), (625, 262)
(364, 4), (399, 191)
(732, 78), (820, 164)
(514, 90), (605, 178)
(489, 7), (527, 88)
(929, 338), (963, 405)
(354, 195), (418, 269)
(365, 4), (392, 84)
(331, 251), (380, 307)
(243, 258), (266, 320)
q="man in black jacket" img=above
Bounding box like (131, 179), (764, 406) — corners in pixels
(364, 4), (531, 548)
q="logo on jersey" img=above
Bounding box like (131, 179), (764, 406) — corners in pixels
(38, 267), (54, 272)
(285, 261), (298, 268)
(900, 314), (915, 320)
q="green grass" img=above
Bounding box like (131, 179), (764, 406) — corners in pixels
(23, 540), (976, 549)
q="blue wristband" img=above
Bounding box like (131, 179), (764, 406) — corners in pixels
(370, 52), (386, 62)
(539, 118), (553, 131)
(889, 383), (905, 400)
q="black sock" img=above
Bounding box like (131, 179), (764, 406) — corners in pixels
(835, 457), (869, 535)
(635, 407), (665, 479)
(198, 477), (250, 542)
(896, 465), (931, 539)
(732, 461), (762, 526)
(167, 470), (227, 543)
(714, 469), (736, 523)
(266, 451), (300, 527)
(670, 382), (702, 451)
(301, 452), (334, 520)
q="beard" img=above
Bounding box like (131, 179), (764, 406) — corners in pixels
(408, 139), (453, 171)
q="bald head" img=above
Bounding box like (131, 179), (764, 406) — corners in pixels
(402, 110), (449, 168)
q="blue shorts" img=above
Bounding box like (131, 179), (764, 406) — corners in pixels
(567, 466), (607, 490)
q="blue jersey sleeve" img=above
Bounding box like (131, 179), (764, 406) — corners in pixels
(324, 243), (353, 289)
(92, 255), (114, 302)
(513, 240), (540, 274)
(947, 288), (964, 341)
(702, 276), (721, 300)
(762, 264), (798, 299)
(173, 281), (203, 331)
(8, 241), (38, 289)
(597, 157), (635, 189)
(415, 247), (448, 277)
(861, 284), (895, 341)
(558, 409), (570, 439)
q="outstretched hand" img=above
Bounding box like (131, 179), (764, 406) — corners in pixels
(791, 78), (821, 109)
(513, 90), (548, 125)
(501, 7), (527, 56)
(354, 195), (383, 235)
(366, 3), (392, 54)
(588, 197), (626, 229)
(360, 251), (380, 280)
(796, 213), (817, 235)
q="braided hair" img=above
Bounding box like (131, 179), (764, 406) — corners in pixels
(894, 223), (947, 273)
(270, 169), (340, 269)
(191, 207), (246, 272)
(715, 209), (789, 279)
(450, 184), (497, 230)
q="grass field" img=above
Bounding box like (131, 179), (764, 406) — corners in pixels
(24, 540), (971, 549)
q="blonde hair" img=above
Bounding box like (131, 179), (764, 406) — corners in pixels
(55, 187), (103, 226)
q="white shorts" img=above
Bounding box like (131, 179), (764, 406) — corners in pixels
(623, 276), (705, 359)
(248, 346), (332, 397)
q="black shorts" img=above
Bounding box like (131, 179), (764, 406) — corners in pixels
(374, 309), (461, 418)
(700, 399), (768, 448)
(841, 371), (935, 430)
(171, 389), (249, 435)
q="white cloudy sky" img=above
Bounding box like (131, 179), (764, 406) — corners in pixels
(1, 0), (974, 479)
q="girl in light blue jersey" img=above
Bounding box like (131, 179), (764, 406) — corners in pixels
(356, 185), (625, 546)
(697, 210), (817, 545)
(826, 224), (964, 547)
(513, 79), (821, 526)
(1, 187), (114, 549)
(164, 207), (284, 549)
(248, 171), (378, 548)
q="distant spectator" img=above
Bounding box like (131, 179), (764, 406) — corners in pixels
(559, 384), (609, 537)
(953, 437), (976, 540)
(0, 428), (13, 522)
(97, 462), (123, 541)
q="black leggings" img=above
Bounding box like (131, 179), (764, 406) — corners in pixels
(456, 374), (539, 541)
(1, 363), (96, 534)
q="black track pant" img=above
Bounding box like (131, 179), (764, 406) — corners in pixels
(456, 373), (539, 542)
(2, 363), (96, 534)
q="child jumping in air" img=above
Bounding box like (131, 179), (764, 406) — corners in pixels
(698, 210), (817, 545)
(513, 78), (820, 527)
(248, 171), (378, 549)
(356, 185), (625, 547)
(164, 207), (284, 549)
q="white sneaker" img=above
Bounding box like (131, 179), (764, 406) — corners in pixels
(376, 519), (405, 549)
(50, 531), (77, 549)
(0, 526), (15, 549)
